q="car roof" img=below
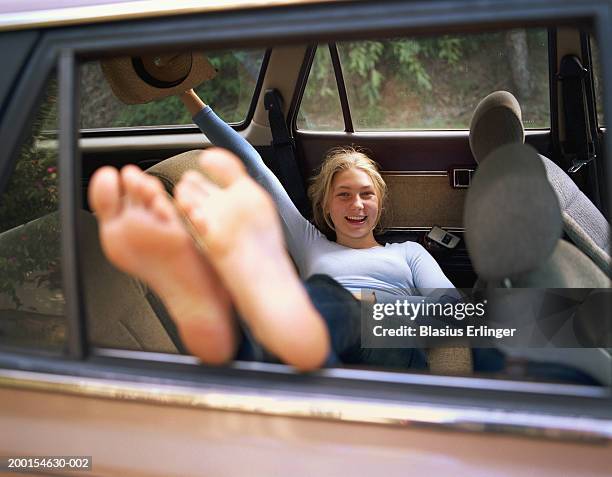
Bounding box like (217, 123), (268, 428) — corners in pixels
(0, 0), (346, 32)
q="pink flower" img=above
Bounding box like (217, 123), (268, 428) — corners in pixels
(47, 166), (57, 174)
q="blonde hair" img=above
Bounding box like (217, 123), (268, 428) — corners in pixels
(308, 146), (387, 239)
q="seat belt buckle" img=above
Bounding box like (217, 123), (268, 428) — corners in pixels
(567, 143), (596, 174)
(568, 156), (595, 174)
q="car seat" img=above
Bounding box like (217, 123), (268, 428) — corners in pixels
(469, 90), (611, 276)
(80, 210), (183, 352)
(0, 210), (181, 353)
(464, 142), (611, 384)
(145, 150), (204, 193)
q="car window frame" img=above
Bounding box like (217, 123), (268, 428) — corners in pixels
(0, 0), (611, 439)
(294, 34), (555, 133)
(76, 48), (272, 137)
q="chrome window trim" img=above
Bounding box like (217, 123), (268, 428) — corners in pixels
(0, 0), (344, 32)
(95, 348), (605, 398)
(1, 366), (610, 442)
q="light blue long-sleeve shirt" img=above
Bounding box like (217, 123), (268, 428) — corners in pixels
(193, 106), (456, 299)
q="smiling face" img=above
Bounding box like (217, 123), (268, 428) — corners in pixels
(325, 167), (380, 249)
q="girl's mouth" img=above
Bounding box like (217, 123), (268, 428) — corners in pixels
(345, 215), (367, 224)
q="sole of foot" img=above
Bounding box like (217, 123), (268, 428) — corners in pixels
(174, 148), (330, 371)
(88, 164), (237, 364)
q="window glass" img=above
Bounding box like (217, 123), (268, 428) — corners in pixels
(591, 39), (605, 126)
(296, 45), (344, 131)
(334, 29), (549, 130)
(80, 49), (265, 129)
(0, 75), (66, 352)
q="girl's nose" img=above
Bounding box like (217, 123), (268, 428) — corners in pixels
(352, 196), (364, 209)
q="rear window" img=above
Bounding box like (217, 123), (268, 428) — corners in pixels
(298, 29), (550, 131)
(80, 49), (266, 129)
(297, 46), (344, 131)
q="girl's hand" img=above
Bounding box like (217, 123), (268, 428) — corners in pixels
(180, 89), (206, 116)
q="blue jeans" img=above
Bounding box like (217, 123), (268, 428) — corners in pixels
(236, 274), (427, 369)
(235, 275), (599, 384)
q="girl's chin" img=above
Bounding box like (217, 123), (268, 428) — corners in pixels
(339, 226), (374, 237)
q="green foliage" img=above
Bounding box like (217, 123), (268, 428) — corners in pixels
(0, 82), (59, 232)
(196, 50), (261, 123)
(340, 36), (465, 106)
(0, 215), (62, 309)
(391, 40), (431, 91)
(0, 79), (62, 308)
(307, 46), (336, 98)
(345, 42), (385, 103)
(303, 36), (467, 129)
(303, 29), (550, 130)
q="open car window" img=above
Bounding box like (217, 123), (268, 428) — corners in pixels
(80, 49), (266, 130)
(298, 29), (550, 131)
(0, 73), (66, 352)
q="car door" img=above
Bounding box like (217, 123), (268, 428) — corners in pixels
(0, 1), (611, 475)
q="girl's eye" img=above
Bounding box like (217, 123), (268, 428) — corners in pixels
(361, 192), (374, 198)
(338, 192), (350, 198)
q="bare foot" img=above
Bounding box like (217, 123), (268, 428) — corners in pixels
(174, 148), (330, 371)
(88, 165), (237, 364)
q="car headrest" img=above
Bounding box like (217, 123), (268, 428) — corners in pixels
(469, 91), (524, 163)
(464, 143), (562, 281)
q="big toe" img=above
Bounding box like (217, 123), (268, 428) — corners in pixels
(198, 148), (247, 188)
(89, 166), (122, 221)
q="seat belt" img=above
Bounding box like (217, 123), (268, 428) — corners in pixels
(264, 88), (311, 218)
(558, 55), (596, 174)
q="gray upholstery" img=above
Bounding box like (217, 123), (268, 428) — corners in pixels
(516, 240), (610, 288)
(464, 143), (562, 282)
(469, 91), (524, 162)
(465, 143), (609, 287)
(469, 90), (611, 276)
(464, 143), (610, 384)
(540, 157), (611, 274)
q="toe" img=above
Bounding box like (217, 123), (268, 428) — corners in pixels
(151, 193), (176, 222)
(121, 165), (146, 206)
(198, 148), (247, 188)
(175, 176), (210, 211)
(174, 181), (193, 211)
(181, 170), (217, 195)
(89, 166), (122, 221)
(138, 173), (167, 207)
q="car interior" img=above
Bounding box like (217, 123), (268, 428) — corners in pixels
(0, 15), (609, 388)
